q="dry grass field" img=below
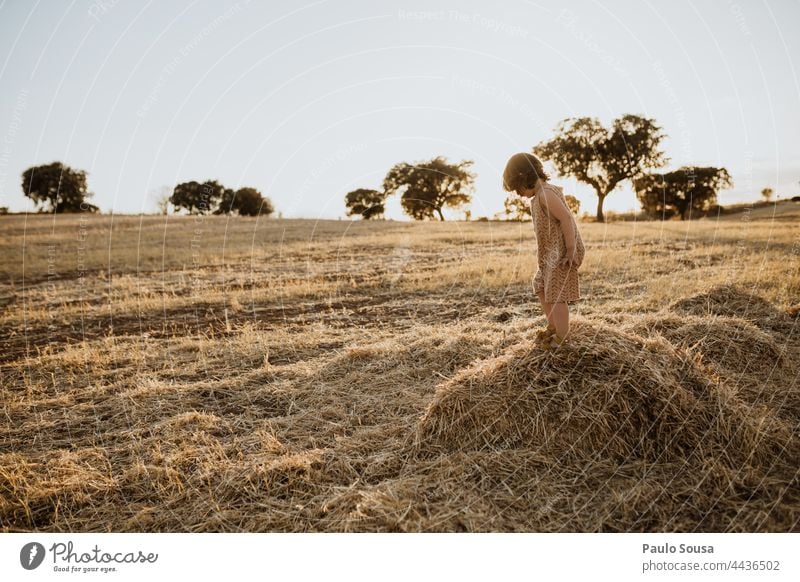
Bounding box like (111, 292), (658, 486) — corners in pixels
(1, 203), (798, 532)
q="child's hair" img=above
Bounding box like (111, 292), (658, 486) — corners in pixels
(502, 152), (550, 193)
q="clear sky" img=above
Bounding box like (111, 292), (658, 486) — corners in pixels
(1, 0), (798, 219)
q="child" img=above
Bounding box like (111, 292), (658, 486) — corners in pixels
(502, 152), (585, 349)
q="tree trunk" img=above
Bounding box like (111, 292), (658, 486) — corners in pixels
(436, 207), (445, 221)
(596, 193), (606, 223)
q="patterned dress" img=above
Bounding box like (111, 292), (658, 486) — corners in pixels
(530, 183), (585, 304)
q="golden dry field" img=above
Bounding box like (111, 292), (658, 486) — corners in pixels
(1, 204), (799, 532)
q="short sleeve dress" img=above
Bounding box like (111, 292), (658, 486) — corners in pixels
(530, 184), (586, 304)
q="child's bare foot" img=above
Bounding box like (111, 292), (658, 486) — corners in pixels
(543, 331), (568, 351)
(535, 326), (556, 343)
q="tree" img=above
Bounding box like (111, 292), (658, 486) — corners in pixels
(761, 187), (774, 202)
(216, 188), (236, 215)
(635, 181), (679, 219)
(504, 193), (580, 221)
(344, 188), (386, 219)
(170, 180), (224, 214)
(21, 161), (98, 213)
(565, 194), (580, 215)
(634, 166), (733, 220)
(534, 114), (668, 222)
(237, 187), (274, 216)
(215, 187), (274, 216)
(382, 156), (475, 221)
(504, 196), (531, 221)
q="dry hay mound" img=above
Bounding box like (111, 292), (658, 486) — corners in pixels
(625, 292), (798, 419)
(414, 317), (796, 468)
(621, 313), (787, 377)
(668, 284), (798, 336)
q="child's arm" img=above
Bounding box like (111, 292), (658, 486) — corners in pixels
(538, 186), (581, 267)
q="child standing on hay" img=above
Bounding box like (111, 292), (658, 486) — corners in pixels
(502, 152), (585, 349)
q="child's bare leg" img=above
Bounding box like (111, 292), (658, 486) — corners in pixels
(536, 289), (556, 331)
(551, 302), (569, 337)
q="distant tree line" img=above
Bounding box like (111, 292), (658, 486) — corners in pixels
(15, 121), (794, 221)
(18, 161), (274, 217)
(341, 114), (746, 223)
(169, 180), (273, 216)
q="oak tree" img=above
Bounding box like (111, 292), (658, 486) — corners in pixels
(534, 115), (668, 222)
(22, 161), (98, 213)
(382, 156), (475, 221)
(344, 188), (386, 220)
(170, 180), (225, 215)
(634, 166), (733, 220)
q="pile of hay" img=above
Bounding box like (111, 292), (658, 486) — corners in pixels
(620, 313), (798, 418)
(414, 318), (795, 469)
(400, 287), (799, 531)
(669, 283), (798, 336)
(2, 284), (798, 532)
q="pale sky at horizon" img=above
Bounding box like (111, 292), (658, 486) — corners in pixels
(0, 0), (798, 220)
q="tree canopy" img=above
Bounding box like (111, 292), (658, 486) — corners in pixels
(170, 180), (225, 215)
(564, 194), (580, 215)
(382, 156), (475, 221)
(634, 166), (733, 220)
(504, 196), (531, 221)
(21, 161), (98, 213)
(344, 188), (386, 220)
(171, 181), (273, 216)
(534, 114), (668, 222)
(215, 186), (274, 217)
(504, 193), (580, 221)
